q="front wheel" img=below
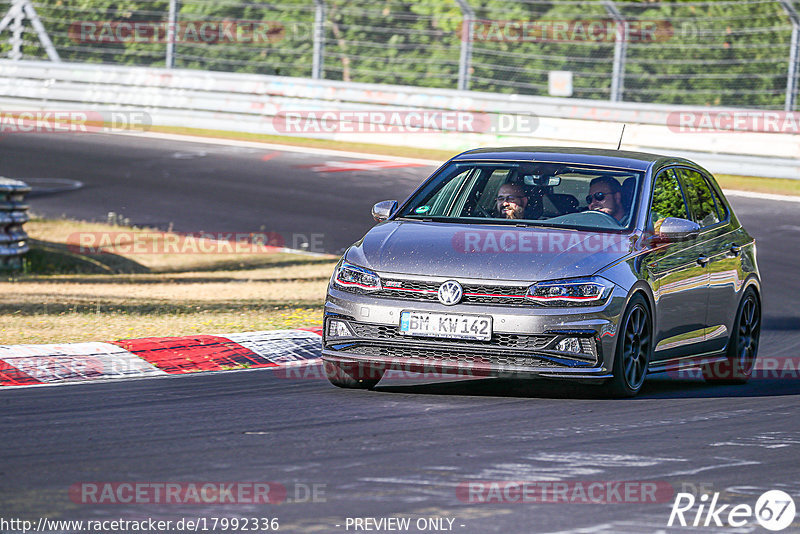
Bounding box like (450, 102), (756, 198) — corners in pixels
(703, 287), (760, 384)
(323, 360), (384, 390)
(604, 294), (652, 398)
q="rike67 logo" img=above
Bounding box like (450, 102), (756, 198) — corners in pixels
(668, 490), (796, 531)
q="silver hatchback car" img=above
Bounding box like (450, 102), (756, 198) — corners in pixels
(322, 147), (761, 397)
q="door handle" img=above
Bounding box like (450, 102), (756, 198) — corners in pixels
(726, 243), (741, 257)
(697, 255), (710, 266)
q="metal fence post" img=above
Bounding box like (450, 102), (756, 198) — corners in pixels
(312, 0), (325, 79)
(0, 0), (60, 61)
(166, 0), (179, 68)
(454, 0), (473, 91)
(779, 0), (799, 111)
(0, 177), (30, 271)
(604, 1), (627, 102)
(9, 0), (22, 60)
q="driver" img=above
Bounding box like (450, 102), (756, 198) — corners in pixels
(495, 183), (528, 219)
(586, 175), (625, 222)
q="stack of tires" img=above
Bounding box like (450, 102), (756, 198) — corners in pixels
(0, 177), (30, 271)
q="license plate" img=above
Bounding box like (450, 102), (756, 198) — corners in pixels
(399, 311), (492, 341)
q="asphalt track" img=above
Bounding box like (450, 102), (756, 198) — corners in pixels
(2, 133), (800, 533)
(1, 133), (429, 254)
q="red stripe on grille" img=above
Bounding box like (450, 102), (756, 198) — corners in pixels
(463, 292), (527, 298)
(386, 287), (437, 293)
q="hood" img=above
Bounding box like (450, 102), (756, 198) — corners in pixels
(345, 220), (635, 282)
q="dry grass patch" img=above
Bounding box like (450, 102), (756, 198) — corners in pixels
(2, 218), (337, 344)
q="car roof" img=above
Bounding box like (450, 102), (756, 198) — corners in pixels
(450, 146), (691, 172)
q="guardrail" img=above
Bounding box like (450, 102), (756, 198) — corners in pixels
(0, 177), (30, 271)
(0, 60), (798, 179)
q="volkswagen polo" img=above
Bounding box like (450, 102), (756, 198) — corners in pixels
(322, 147), (761, 396)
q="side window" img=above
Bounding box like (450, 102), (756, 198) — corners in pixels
(676, 168), (720, 227)
(707, 179), (729, 221)
(650, 169), (689, 231)
(424, 168), (474, 216)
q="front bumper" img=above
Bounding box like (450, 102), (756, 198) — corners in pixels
(322, 284), (627, 381)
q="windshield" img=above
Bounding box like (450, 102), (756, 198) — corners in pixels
(397, 161), (643, 230)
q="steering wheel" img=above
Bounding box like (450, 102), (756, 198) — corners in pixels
(573, 209), (623, 226)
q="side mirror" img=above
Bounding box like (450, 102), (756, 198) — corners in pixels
(655, 217), (700, 242)
(372, 200), (398, 222)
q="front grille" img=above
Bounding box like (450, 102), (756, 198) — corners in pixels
(370, 280), (530, 306)
(327, 318), (598, 368)
(349, 322), (553, 350)
(345, 345), (565, 368)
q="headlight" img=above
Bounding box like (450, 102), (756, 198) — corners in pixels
(333, 261), (382, 292)
(526, 276), (613, 306)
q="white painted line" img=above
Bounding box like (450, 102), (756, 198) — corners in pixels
(109, 129), (800, 202)
(114, 130), (443, 166)
(723, 189), (800, 203)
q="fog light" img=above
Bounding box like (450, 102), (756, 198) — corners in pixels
(556, 337), (583, 354)
(328, 319), (354, 338)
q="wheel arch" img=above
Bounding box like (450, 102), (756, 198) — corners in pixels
(742, 273), (762, 305)
(623, 280), (656, 332)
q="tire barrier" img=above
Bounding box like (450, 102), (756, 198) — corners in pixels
(0, 176), (30, 271)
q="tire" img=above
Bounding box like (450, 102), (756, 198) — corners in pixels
(323, 359), (384, 390)
(603, 294), (652, 398)
(703, 287), (760, 384)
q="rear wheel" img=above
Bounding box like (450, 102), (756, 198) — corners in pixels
(324, 360), (384, 390)
(604, 294), (652, 398)
(703, 287), (760, 384)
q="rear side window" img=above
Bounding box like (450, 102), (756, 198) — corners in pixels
(675, 168), (720, 227)
(650, 169), (688, 230)
(707, 180), (728, 221)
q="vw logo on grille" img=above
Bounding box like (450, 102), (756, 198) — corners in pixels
(438, 280), (463, 305)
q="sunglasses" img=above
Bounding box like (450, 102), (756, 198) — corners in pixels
(586, 192), (608, 204)
(496, 195), (524, 203)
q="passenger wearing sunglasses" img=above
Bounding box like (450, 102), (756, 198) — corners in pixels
(586, 175), (626, 222)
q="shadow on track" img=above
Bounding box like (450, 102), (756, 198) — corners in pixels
(371, 374), (800, 400)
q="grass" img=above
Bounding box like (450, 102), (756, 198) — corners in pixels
(1, 217), (337, 344)
(150, 124), (456, 161)
(714, 174), (800, 197)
